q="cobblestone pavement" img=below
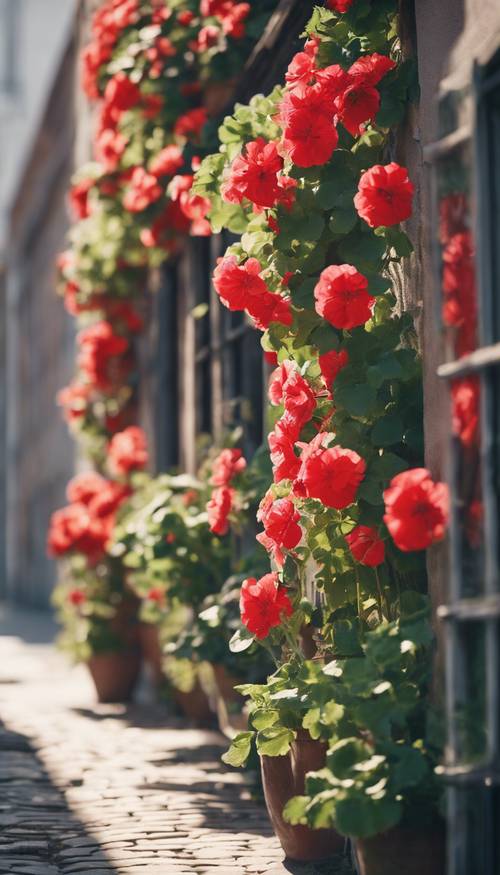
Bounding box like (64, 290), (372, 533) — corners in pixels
(0, 610), (354, 875)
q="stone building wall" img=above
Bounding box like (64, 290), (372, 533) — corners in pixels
(4, 37), (78, 606)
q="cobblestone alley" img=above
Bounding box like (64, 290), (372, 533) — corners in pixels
(0, 607), (353, 875)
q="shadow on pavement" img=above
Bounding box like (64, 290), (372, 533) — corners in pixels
(0, 718), (117, 874)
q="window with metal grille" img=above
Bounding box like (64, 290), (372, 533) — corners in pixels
(426, 52), (500, 875)
(174, 234), (265, 472)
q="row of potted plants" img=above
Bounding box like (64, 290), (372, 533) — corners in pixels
(49, 0), (281, 705)
(188, 0), (450, 870)
(48, 1), (453, 871)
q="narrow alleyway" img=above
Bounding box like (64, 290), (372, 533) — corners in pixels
(0, 607), (352, 875)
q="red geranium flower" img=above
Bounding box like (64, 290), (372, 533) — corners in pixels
(150, 145), (184, 178)
(319, 348), (349, 391)
(68, 589), (86, 607)
(327, 0), (354, 11)
(207, 486), (233, 535)
(108, 426), (148, 476)
(68, 178), (94, 220)
(383, 468), (449, 552)
(314, 264), (374, 329)
(213, 256), (269, 311)
(57, 382), (91, 423)
(279, 368), (317, 440)
(123, 167), (163, 212)
(354, 162), (414, 227)
(246, 291), (293, 330)
(239, 573), (293, 639)
(66, 472), (107, 506)
(211, 448), (247, 486)
(346, 525), (385, 566)
(174, 107), (208, 139)
(221, 138), (285, 209)
(268, 422), (301, 483)
(295, 442), (366, 508)
(280, 91), (338, 167)
(261, 498), (302, 550)
(335, 81), (380, 137)
(77, 321), (129, 389)
(103, 72), (141, 120)
(451, 377), (480, 449)
(94, 128), (128, 172)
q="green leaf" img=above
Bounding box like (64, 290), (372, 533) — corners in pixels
(371, 413), (404, 447)
(251, 708), (280, 730)
(327, 738), (371, 778)
(256, 727), (295, 757)
(221, 731), (255, 768)
(334, 795), (402, 839)
(334, 383), (377, 418)
(229, 627), (255, 653)
(329, 208), (358, 236)
(282, 795), (309, 826)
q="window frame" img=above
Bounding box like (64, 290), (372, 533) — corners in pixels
(426, 53), (500, 875)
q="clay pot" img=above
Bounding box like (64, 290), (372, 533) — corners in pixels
(212, 664), (247, 736)
(138, 622), (164, 686)
(173, 681), (214, 726)
(204, 79), (237, 116)
(260, 730), (344, 861)
(87, 651), (141, 703)
(355, 826), (446, 875)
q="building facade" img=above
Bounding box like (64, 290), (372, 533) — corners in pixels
(1, 1), (500, 869)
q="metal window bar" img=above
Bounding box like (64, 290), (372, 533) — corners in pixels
(431, 54), (500, 875)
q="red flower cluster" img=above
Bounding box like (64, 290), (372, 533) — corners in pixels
(327, 0), (354, 10)
(354, 163), (414, 228)
(280, 47), (395, 166)
(210, 448), (247, 486)
(108, 426), (148, 476)
(77, 321), (129, 390)
(269, 362), (316, 440)
(48, 472), (130, 562)
(383, 468), (449, 552)
(213, 256), (292, 330)
(201, 0), (250, 38)
(81, 0), (140, 99)
(239, 573), (293, 639)
(174, 107), (208, 140)
(57, 381), (92, 424)
(221, 139), (296, 210)
(346, 525), (385, 567)
(123, 167), (163, 212)
(268, 421), (301, 484)
(295, 439), (366, 509)
(440, 196), (477, 356)
(207, 486), (234, 535)
(69, 178), (94, 220)
(451, 377), (480, 450)
(260, 497), (302, 550)
(207, 448), (247, 534)
(314, 264), (374, 329)
(149, 144), (184, 178)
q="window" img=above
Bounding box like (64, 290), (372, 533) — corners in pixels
(427, 53), (500, 875)
(176, 234), (264, 472)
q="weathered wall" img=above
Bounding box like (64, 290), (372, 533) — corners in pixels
(4, 37), (77, 606)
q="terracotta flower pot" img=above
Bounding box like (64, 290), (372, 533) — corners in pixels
(212, 664), (247, 736)
(138, 622), (164, 686)
(355, 826), (446, 875)
(260, 730), (344, 861)
(87, 651), (141, 703)
(173, 681), (214, 726)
